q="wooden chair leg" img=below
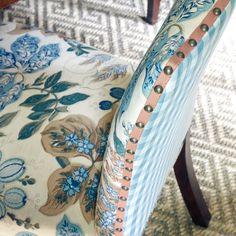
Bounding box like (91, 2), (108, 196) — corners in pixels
(145, 0), (161, 25)
(174, 132), (211, 227)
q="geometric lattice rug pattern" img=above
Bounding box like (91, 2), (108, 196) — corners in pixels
(1, 1), (236, 235)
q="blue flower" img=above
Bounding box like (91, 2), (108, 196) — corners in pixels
(64, 133), (79, 147)
(62, 167), (89, 197)
(0, 34), (60, 73)
(73, 167), (89, 182)
(110, 87), (125, 100)
(98, 211), (116, 229)
(99, 100), (112, 110)
(0, 150), (27, 220)
(62, 176), (81, 197)
(56, 215), (84, 236)
(77, 139), (95, 154)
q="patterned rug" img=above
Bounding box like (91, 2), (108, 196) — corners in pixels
(1, 1), (236, 235)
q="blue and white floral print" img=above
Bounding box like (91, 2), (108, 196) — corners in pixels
(66, 38), (96, 56)
(96, 64), (128, 81)
(56, 215), (84, 236)
(81, 54), (112, 66)
(64, 133), (79, 147)
(168, 0), (215, 23)
(0, 23), (133, 235)
(0, 34), (60, 73)
(97, 211), (116, 229)
(62, 167), (89, 197)
(77, 139), (95, 155)
(98, 186), (116, 211)
(0, 150), (27, 220)
(122, 121), (134, 143)
(0, 34), (60, 111)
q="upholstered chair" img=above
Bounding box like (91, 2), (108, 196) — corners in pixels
(0, 0), (235, 235)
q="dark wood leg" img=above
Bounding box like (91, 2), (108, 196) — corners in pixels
(0, 0), (18, 9)
(174, 132), (211, 227)
(145, 0), (161, 25)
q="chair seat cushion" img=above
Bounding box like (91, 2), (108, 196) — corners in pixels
(0, 23), (133, 236)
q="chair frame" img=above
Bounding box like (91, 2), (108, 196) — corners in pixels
(146, 0), (161, 24)
(174, 131), (211, 227)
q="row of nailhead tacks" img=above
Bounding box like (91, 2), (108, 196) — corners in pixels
(115, 6), (222, 233)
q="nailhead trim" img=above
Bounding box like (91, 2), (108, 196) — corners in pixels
(144, 105), (153, 112)
(127, 149), (135, 155)
(154, 85), (163, 94)
(123, 176), (131, 181)
(213, 7), (221, 15)
(125, 159), (133, 164)
(118, 207), (125, 212)
(130, 137), (138, 144)
(176, 51), (185, 58)
(135, 122), (145, 128)
(116, 218), (123, 223)
(119, 196), (127, 201)
(200, 23), (209, 32)
(121, 186), (129, 191)
(188, 38), (197, 47)
(163, 65), (173, 75)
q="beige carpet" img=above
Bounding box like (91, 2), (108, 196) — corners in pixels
(2, 0), (236, 235)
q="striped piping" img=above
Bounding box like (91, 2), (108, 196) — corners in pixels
(114, 0), (230, 234)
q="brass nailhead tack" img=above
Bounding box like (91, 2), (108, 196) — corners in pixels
(135, 122), (145, 128)
(125, 167), (133, 172)
(122, 186), (129, 191)
(116, 218), (123, 223)
(119, 196), (127, 201)
(213, 7), (221, 16)
(188, 39), (197, 47)
(154, 85), (163, 94)
(200, 24), (209, 32)
(130, 137), (138, 144)
(127, 149), (135, 155)
(176, 51), (185, 58)
(123, 176), (131, 181)
(163, 65), (173, 75)
(116, 228), (123, 232)
(118, 207), (125, 212)
(125, 159), (133, 164)
(144, 105), (153, 113)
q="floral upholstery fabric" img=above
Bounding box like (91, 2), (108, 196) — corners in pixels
(96, 0), (235, 235)
(0, 23), (133, 236)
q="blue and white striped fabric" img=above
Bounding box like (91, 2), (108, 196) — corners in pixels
(123, 2), (234, 235)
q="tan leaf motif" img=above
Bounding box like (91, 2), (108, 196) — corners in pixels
(39, 164), (89, 216)
(41, 115), (97, 159)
